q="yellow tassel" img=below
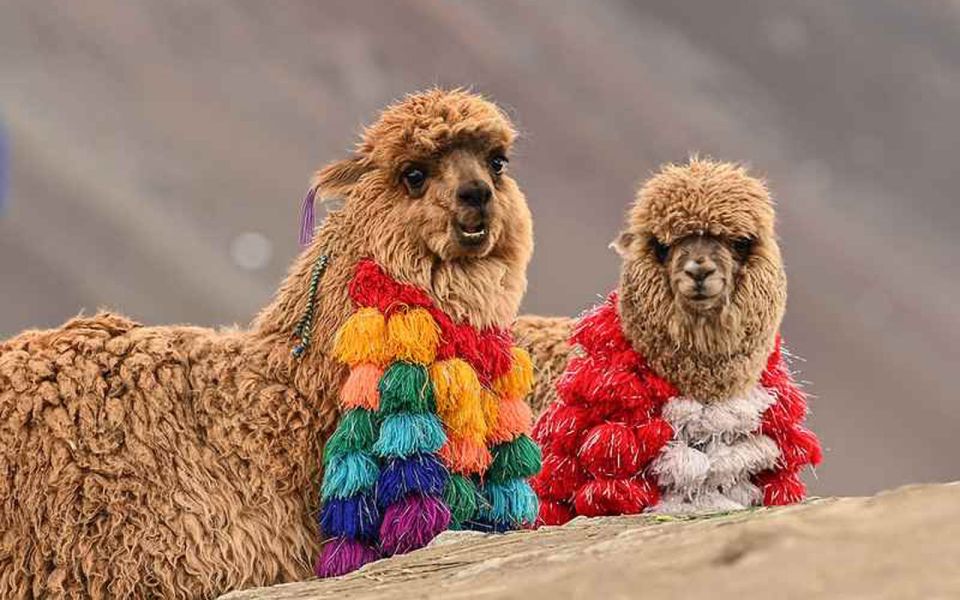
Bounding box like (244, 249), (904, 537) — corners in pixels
(480, 387), (500, 437)
(430, 359), (485, 443)
(333, 307), (391, 366)
(493, 347), (535, 399)
(387, 307), (440, 365)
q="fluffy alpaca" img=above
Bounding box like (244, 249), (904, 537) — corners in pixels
(0, 89), (533, 599)
(529, 158), (821, 523)
(511, 316), (573, 415)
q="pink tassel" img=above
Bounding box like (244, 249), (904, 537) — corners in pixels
(315, 537), (380, 578)
(379, 494), (451, 555)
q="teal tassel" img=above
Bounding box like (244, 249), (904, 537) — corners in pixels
(476, 478), (539, 526)
(321, 451), (379, 500)
(487, 434), (542, 483)
(372, 412), (446, 459)
(378, 362), (434, 414)
(323, 409), (378, 465)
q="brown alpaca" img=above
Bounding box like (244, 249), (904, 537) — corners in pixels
(516, 157), (786, 411)
(0, 89), (532, 599)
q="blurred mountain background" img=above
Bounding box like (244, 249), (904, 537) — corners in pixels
(1, 0), (957, 496)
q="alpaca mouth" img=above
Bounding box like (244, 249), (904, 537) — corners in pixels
(679, 286), (724, 309)
(454, 220), (489, 248)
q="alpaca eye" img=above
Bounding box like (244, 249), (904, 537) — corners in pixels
(732, 237), (755, 261)
(490, 155), (508, 175)
(649, 237), (670, 263)
(402, 167), (427, 191)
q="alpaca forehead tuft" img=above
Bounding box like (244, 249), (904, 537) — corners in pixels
(630, 158), (775, 244)
(358, 89), (516, 167)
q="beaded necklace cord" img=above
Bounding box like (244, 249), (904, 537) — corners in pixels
(292, 254), (330, 358)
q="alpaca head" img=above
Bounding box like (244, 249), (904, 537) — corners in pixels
(310, 89), (532, 328)
(614, 158), (786, 399)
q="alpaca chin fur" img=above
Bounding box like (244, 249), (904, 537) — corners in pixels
(618, 158), (786, 401)
(0, 89), (532, 599)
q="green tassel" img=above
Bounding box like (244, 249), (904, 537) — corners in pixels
(487, 434), (542, 483)
(323, 409), (377, 465)
(443, 473), (480, 527)
(378, 362), (434, 415)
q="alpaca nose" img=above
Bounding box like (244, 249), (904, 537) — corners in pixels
(456, 180), (492, 209)
(684, 258), (716, 282)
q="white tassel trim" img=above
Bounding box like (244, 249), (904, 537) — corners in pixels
(648, 384), (781, 514)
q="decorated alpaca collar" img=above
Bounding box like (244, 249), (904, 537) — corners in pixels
(532, 292), (821, 525)
(316, 259), (542, 577)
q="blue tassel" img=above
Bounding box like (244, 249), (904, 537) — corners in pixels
(376, 453), (448, 508)
(319, 492), (381, 540)
(321, 451), (379, 501)
(372, 412), (446, 459)
(473, 478), (539, 527)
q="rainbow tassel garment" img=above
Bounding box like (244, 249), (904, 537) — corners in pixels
(315, 259), (541, 577)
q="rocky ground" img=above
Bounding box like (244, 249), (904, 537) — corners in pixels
(221, 482), (958, 599)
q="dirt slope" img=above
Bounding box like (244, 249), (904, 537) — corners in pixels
(221, 482), (958, 599)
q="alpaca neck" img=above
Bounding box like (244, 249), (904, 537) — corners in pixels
(247, 209), (369, 401)
(620, 295), (777, 402)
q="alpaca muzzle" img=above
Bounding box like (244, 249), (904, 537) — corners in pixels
(452, 180), (492, 248)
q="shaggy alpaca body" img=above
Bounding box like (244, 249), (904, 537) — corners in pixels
(0, 89), (532, 599)
(530, 159), (821, 523)
(511, 316), (573, 415)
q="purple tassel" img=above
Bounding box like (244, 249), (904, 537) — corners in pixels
(315, 537), (380, 578)
(299, 186), (317, 247)
(379, 494), (451, 556)
(376, 453), (448, 509)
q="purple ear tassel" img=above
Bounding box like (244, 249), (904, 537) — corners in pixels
(299, 187), (317, 248)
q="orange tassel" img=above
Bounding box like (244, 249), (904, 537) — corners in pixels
(486, 394), (533, 444)
(439, 436), (493, 475)
(339, 363), (383, 411)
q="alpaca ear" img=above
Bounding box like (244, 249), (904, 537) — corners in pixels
(611, 230), (635, 256)
(299, 156), (372, 247)
(311, 156), (372, 199)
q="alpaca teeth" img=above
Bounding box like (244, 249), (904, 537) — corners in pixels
(462, 229), (486, 239)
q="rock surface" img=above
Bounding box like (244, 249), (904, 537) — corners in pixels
(221, 482), (958, 599)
